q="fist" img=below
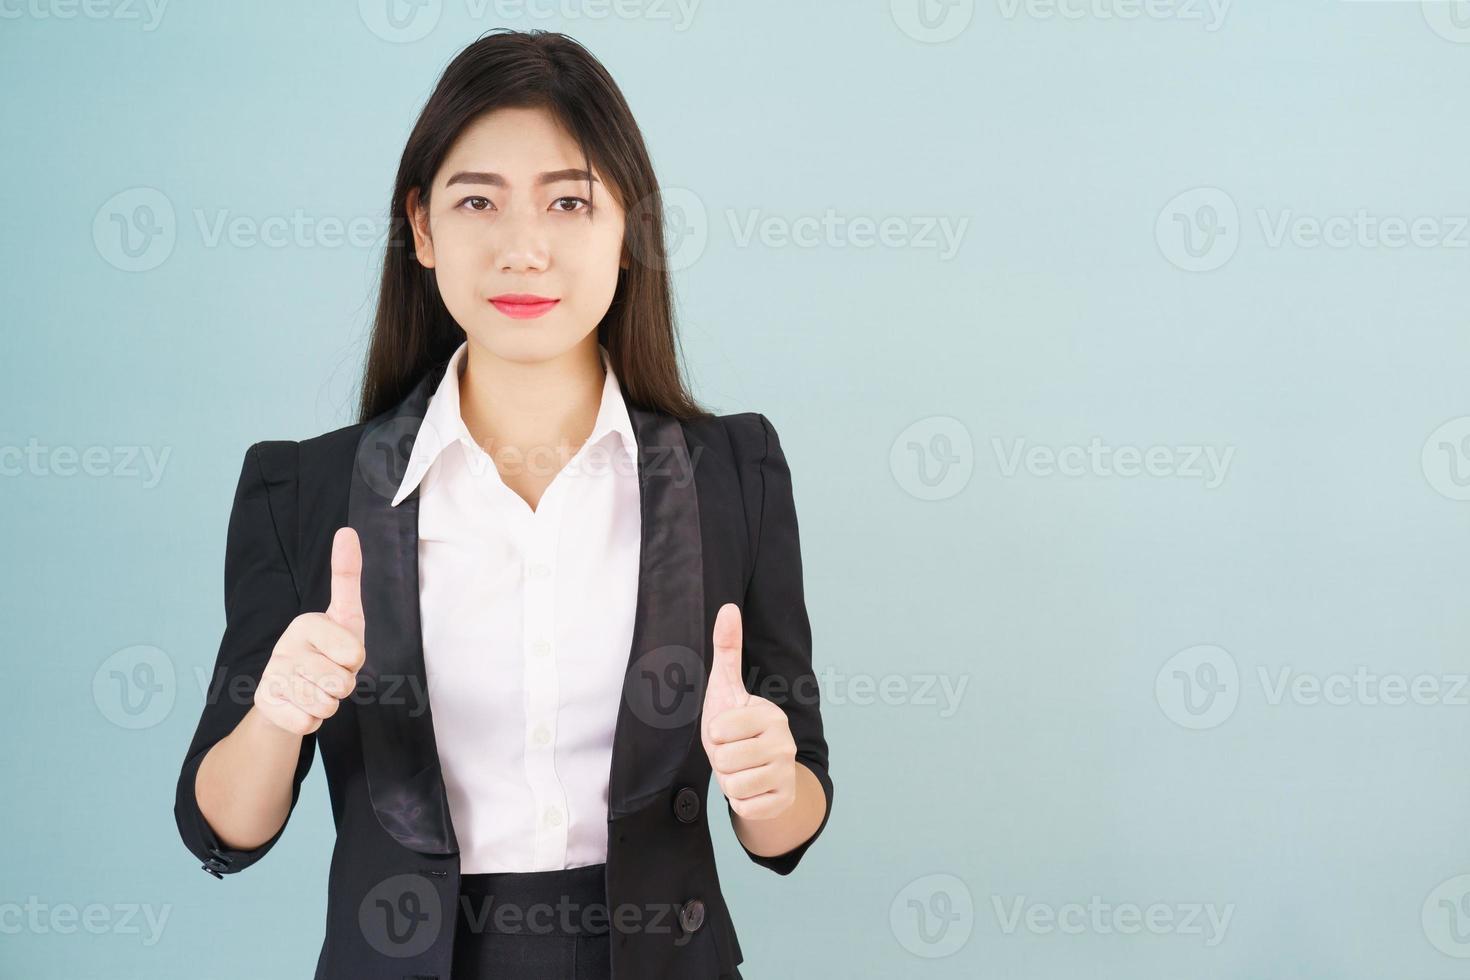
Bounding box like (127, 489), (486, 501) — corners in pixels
(254, 527), (367, 736)
(700, 603), (798, 820)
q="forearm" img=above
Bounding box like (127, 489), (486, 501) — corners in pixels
(730, 761), (826, 858)
(194, 706), (303, 851)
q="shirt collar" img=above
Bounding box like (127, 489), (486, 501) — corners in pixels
(389, 340), (637, 508)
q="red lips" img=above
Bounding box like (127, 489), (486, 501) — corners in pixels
(489, 294), (560, 319)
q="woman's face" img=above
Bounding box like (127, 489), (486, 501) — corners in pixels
(407, 106), (627, 363)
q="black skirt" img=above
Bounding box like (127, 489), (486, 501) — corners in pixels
(451, 862), (612, 980)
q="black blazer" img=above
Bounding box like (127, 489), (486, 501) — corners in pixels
(173, 355), (834, 980)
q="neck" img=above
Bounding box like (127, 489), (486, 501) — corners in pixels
(457, 333), (606, 464)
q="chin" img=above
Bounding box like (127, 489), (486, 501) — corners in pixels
(465, 323), (586, 363)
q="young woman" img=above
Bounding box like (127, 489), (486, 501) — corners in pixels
(173, 29), (833, 980)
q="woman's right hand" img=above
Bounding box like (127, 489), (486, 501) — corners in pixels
(253, 527), (367, 736)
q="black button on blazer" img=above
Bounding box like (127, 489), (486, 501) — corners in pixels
(173, 354), (834, 980)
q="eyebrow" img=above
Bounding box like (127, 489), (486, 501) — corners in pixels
(444, 169), (599, 188)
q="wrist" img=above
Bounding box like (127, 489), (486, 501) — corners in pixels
(241, 704), (305, 746)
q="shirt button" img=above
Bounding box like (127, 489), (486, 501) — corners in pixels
(544, 807), (563, 827)
(531, 639), (551, 658)
(527, 562), (551, 579)
(531, 724), (551, 746)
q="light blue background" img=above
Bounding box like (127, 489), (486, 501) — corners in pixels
(3, 1), (1469, 977)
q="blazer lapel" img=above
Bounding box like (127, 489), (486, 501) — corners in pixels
(348, 362), (707, 856)
(608, 403), (706, 819)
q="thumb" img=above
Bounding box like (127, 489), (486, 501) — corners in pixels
(326, 526), (366, 645)
(703, 603), (749, 725)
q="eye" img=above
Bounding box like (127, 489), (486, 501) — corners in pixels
(458, 196), (494, 212)
(551, 196), (591, 214)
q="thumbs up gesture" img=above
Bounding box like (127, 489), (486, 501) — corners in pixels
(700, 603), (799, 820)
(253, 527), (368, 736)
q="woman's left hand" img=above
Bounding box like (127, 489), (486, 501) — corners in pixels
(699, 603), (798, 820)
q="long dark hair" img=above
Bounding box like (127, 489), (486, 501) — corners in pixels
(356, 29), (710, 424)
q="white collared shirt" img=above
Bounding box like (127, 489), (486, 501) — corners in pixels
(390, 340), (641, 874)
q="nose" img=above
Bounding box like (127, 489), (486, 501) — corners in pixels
(493, 209), (550, 274)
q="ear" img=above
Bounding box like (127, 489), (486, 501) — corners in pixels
(405, 186), (435, 268)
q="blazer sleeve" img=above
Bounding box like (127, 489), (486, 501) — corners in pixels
(728, 413), (834, 875)
(174, 440), (317, 878)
